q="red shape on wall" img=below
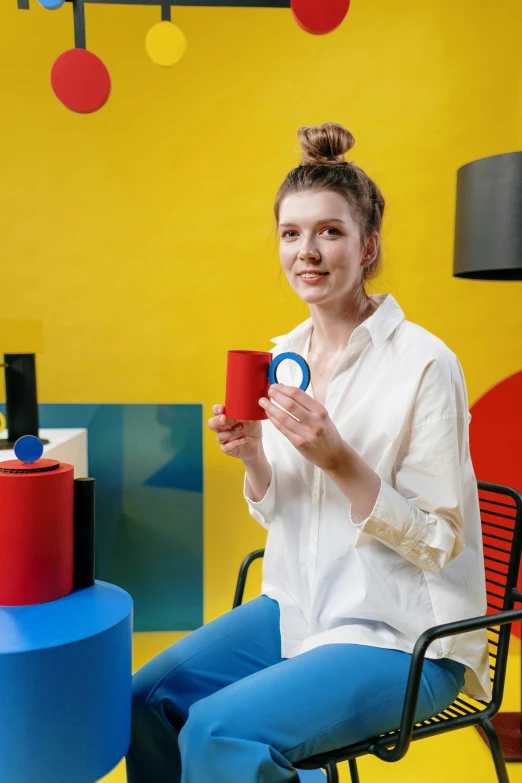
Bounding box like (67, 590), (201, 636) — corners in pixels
(51, 49), (111, 114)
(469, 369), (522, 637)
(291, 0), (350, 34)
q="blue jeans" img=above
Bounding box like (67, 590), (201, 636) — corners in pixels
(126, 594), (465, 783)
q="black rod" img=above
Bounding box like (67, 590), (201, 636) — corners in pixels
(73, 0), (87, 49)
(73, 477), (96, 590)
(62, 0), (290, 6)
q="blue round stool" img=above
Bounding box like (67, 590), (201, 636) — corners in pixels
(0, 580), (133, 782)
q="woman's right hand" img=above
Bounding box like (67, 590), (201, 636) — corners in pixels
(208, 404), (263, 462)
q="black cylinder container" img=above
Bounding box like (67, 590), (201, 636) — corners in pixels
(73, 477), (96, 591)
(4, 354), (39, 445)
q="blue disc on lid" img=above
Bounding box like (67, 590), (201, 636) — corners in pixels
(268, 351), (311, 391)
(14, 435), (44, 464)
(37, 0), (66, 8)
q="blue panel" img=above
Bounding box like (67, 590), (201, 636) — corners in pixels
(144, 404), (203, 493)
(0, 404), (203, 632)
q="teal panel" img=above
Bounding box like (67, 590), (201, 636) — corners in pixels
(0, 403), (203, 631)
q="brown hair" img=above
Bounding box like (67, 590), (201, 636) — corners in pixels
(274, 122), (385, 289)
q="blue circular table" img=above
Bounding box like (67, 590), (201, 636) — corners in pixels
(0, 580), (133, 782)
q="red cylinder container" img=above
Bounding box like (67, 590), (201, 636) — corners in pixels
(0, 458), (74, 606)
(225, 351), (272, 421)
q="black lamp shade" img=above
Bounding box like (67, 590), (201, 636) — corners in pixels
(453, 151), (522, 280)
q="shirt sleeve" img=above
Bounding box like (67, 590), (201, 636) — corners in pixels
(349, 356), (471, 572)
(243, 464), (276, 530)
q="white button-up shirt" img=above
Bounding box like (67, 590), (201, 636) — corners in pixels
(244, 292), (491, 701)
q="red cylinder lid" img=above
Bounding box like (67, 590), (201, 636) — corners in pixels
(0, 459), (61, 474)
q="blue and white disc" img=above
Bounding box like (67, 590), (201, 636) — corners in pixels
(268, 352), (310, 391)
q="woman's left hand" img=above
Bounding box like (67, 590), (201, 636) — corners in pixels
(259, 384), (346, 472)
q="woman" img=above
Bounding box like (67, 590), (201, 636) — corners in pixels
(126, 122), (490, 783)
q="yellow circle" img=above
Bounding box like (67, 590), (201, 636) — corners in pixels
(146, 22), (187, 67)
(0, 412), (6, 435)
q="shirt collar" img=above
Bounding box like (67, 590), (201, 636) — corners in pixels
(270, 293), (405, 352)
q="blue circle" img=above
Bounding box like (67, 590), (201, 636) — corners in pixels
(268, 352), (310, 392)
(37, 0), (65, 8)
(14, 435), (44, 464)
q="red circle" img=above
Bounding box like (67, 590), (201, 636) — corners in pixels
(469, 370), (522, 491)
(51, 49), (111, 114)
(469, 370), (522, 636)
(291, 0), (351, 35)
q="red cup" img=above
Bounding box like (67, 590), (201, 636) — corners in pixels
(225, 351), (272, 421)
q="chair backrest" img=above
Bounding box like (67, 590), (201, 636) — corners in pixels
(234, 482), (522, 712)
(478, 479), (522, 708)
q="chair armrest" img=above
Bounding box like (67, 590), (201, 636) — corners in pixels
(232, 549), (265, 609)
(370, 605), (522, 762)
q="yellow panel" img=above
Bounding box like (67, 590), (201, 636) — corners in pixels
(2, 0), (522, 631)
(0, 319), (44, 354)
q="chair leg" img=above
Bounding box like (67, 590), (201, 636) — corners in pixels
(348, 758), (360, 783)
(324, 760), (340, 783)
(480, 719), (510, 783)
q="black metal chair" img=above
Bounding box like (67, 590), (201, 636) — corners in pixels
(233, 480), (522, 783)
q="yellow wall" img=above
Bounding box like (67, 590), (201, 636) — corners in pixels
(1, 0), (521, 624)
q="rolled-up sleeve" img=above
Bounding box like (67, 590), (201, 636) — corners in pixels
(349, 357), (470, 571)
(243, 465), (276, 530)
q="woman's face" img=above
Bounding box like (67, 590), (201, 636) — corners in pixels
(278, 189), (379, 307)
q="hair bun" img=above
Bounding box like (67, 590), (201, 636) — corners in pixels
(297, 122), (355, 166)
